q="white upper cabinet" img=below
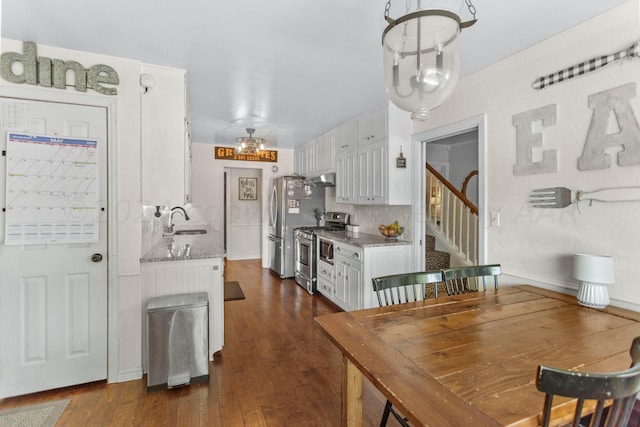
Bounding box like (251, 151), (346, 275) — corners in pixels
(357, 106), (386, 146)
(294, 130), (335, 178)
(141, 64), (191, 207)
(336, 102), (412, 206)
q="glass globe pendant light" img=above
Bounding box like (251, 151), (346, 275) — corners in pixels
(382, 0), (477, 120)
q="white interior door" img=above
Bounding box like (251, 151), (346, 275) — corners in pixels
(0, 98), (108, 398)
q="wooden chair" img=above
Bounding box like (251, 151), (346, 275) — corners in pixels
(441, 264), (501, 295)
(536, 336), (640, 427)
(371, 270), (444, 427)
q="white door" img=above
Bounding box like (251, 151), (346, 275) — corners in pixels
(0, 98), (108, 398)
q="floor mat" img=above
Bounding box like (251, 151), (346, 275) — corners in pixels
(224, 281), (245, 301)
(0, 398), (70, 427)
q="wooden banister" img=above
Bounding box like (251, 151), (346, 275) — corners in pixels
(426, 163), (478, 215)
(461, 170), (478, 200)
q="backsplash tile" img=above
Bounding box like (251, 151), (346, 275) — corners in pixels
(323, 187), (412, 242)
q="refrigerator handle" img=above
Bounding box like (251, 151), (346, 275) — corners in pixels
(269, 183), (277, 227)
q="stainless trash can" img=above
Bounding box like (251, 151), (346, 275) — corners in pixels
(146, 292), (209, 391)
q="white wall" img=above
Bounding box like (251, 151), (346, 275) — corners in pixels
(190, 142), (294, 268)
(413, 0), (640, 310)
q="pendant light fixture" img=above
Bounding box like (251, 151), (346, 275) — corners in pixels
(235, 127), (266, 155)
(382, 0), (477, 120)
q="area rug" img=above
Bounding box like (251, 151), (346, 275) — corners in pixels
(224, 281), (245, 301)
(0, 398), (70, 427)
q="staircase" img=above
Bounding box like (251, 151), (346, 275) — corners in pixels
(425, 235), (449, 298)
(426, 163), (479, 266)
(425, 235), (450, 270)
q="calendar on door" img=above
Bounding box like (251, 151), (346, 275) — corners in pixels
(4, 132), (100, 244)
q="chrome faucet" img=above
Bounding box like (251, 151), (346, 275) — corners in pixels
(165, 206), (190, 235)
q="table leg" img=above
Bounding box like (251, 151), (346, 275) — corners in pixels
(342, 356), (363, 427)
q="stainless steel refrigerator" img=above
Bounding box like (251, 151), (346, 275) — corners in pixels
(268, 176), (324, 278)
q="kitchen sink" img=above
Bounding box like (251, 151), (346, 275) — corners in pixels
(174, 229), (207, 235)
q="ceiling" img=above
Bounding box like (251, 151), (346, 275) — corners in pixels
(1, 0), (629, 149)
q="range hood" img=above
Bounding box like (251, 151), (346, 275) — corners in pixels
(304, 172), (336, 187)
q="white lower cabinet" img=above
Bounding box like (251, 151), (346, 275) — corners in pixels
(323, 241), (411, 311)
(335, 244), (362, 311)
(141, 257), (224, 365)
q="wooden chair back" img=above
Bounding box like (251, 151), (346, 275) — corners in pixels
(372, 270), (444, 307)
(442, 264), (501, 295)
(536, 336), (640, 427)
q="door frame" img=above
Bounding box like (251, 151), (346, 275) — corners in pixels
(411, 114), (487, 270)
(0, 85), (119, 383)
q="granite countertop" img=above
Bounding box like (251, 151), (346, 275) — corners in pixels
(315, 230), (411, 248)
(141, 228), (225, 263)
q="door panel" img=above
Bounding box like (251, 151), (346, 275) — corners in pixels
(0, 98), (108, 398)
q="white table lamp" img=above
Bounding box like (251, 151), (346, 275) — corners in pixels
(573, 253), (614, 309)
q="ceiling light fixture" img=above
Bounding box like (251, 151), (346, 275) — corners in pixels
(382, 0), (477, 121)
(235, 127), (266, 155)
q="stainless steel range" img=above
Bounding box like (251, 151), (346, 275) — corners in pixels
(294, 212), (350, 294)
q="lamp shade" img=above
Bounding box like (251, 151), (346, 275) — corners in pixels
(383, 12), (461, 120)
(573, 253), (615, 284)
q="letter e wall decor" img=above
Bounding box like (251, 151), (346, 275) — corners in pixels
(513, 104), (558, 175)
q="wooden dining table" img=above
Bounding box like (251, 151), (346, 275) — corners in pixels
(315, 285), (640, 427)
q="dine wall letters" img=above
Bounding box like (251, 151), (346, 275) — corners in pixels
(0, 41), (120, 95)
(513, 82), (640, 175)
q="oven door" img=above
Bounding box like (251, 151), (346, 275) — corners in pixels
(294, 232), (313, 279)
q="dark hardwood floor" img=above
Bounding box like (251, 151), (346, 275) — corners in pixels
(0, 259), (398, 426)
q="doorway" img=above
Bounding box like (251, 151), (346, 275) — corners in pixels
(224, 167), (262, 260)
(411, 114), (487, 270)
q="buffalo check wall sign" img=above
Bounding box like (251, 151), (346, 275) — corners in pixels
(532, 41), (639, 90)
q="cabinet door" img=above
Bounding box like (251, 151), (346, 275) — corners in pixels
(336, 146), (357, 203)
(141, 64), (188, 206)
(357, 140), (386, 204)
(316, 132), (335, 174)
(334, 120), (357, 153)
(346, 261), (362, 311)
(294, 145), (305, 175)
(335, 258), (348, 309)
(357, 106), (386, 145)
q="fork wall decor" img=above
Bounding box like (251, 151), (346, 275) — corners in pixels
(530, 186), (640, 209)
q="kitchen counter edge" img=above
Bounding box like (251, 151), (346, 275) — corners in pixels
(140, 230), (226, 263)
(315, 230), (411, 248)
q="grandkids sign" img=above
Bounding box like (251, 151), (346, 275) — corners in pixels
(0, 42), (120, 95)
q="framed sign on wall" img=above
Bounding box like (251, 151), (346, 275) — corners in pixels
(239, 177), (258, 200)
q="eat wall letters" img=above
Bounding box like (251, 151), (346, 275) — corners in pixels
(0, 41), (119, 95)
(513, 83), (640, 174)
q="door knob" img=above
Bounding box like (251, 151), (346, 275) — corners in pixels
(91, 253), (103, 263)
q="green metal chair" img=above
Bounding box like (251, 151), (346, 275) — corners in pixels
(536, 336), (640, 427)
(441, 264), (501, 295)
(372, 270), (444, 306)
(371, 270), (444, 427)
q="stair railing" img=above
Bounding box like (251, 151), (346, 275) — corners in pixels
(426, 163), (478, 265)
